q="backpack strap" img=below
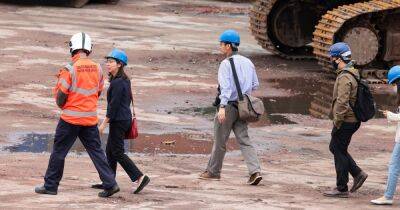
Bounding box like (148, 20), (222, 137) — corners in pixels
(342, 70), (360, 83)
(228, 57), (244, 101)
(341, 70), (360, 108)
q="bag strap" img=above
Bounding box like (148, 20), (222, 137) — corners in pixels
(129, 83), (136, 119)
(228, 57), (244, 101)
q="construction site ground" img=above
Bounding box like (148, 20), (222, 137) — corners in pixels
(0, 0), (398, 209)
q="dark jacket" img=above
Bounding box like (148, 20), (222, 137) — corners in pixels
(331, 62), (360, 128)
(106, 77), (132, 122)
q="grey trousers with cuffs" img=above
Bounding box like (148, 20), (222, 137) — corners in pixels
(206, 104), (261, 176)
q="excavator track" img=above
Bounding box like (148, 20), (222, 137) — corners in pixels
(312, 0), (400, 83)
(249, 0), (314, 60)
(309, 82), (334, 119)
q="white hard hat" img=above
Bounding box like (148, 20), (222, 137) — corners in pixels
(69, 32), (92, 54)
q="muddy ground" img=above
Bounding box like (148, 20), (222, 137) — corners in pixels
(0, 0), (398, 209)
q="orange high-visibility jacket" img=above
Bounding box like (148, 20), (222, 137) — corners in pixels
(54, 55), (104, 126)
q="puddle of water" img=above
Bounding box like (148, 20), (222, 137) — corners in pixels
(266, 77), (323, 95)
(251, 94), (314, 126)
(175, 94), (311, 126)
(263, 94), (313, 115)
(4, 132), (239, 155)
(267, 114), (296, 125)
(267, 77), (396, 120)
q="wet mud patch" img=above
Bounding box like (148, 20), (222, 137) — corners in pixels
(160, 3), (249, 16)
(4, 132), (239, 155)
(175, 106), (216, 119)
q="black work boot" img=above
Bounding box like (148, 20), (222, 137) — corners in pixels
(91, 183), (104, 189)
(323, 188), (349, 198)
(351, 171), (368, 193)
(34, 185), (57, 195)
(98, 185), (120, 198)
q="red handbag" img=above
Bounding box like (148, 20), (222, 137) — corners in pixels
(125, 90), (139, 139)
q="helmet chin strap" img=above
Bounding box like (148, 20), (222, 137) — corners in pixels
(396, 81), (400, 92)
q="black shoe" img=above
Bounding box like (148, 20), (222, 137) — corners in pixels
(247, 172), (262, 186)
(350, 171), (368, 193)
(133, 175), (150, 194)
(91, 183), (104, 189)
(323, 188), (349, 198)
(34, 185), (57, 195)
(98, 185), (120, 198)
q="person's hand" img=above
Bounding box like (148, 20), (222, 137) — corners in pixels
(382, 110), (388, 118)
(99, 123), (106, 135)
(333, 120), (342, 129)
(218, 107), (226, 124)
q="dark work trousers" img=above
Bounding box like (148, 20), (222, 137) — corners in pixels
(106, 120), (143, 182)
(44, 119), (117, 191)
(329, 122), (362, 192)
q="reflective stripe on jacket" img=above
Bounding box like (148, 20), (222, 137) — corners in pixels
(54, 55), (104, 126)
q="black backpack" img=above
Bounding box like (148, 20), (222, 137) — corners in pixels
(345, 71), (376, 122)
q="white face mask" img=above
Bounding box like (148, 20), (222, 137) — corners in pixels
(393, 85), (398, 93)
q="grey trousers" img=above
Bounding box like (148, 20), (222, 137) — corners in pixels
(206, 104), (261, 176)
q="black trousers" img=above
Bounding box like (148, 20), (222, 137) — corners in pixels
(106, 120), (143, 182)
(329, 122), (362, 192)
(44, 119), (117, 191)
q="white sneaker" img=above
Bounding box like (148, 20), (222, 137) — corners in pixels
(371, 196), (393, 205)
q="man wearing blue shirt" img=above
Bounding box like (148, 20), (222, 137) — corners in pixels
(200, 30), (262, 185)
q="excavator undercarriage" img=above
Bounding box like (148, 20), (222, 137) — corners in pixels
(250, 0), (400, 118)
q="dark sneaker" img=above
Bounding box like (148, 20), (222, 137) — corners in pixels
(247, 172), (262, 185)
(34, 185), (57, 195)
(199, 171), (220, 180)
(98, 185), (120, 198)
(91, 183), (104, 189)
(350, 171), (368, 193)
(323, 188), (349, 198)
(133, 175), (150, 194)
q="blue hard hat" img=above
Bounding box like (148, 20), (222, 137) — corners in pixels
(219, 29), (240, 46)
(388, 65), (400, 84)
(329, 42), (351, 60)
(106, 48), (128, 66)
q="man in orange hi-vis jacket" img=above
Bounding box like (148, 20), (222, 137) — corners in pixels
(34, 32), (119, 198)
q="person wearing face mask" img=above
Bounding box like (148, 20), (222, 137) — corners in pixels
(371, 66), (400, 205)
(92, 49), (150, 194)
(323, 42), (368, 198)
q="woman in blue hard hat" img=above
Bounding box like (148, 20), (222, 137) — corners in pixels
(371, 65), (400, 205)
(93, 49), (150, 194)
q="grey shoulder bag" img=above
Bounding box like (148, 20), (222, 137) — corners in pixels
(228, 57), (264, 122)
